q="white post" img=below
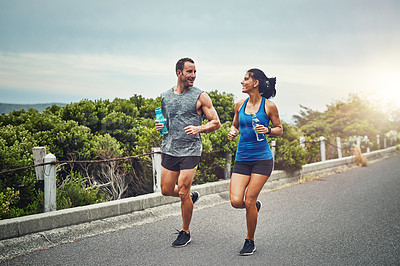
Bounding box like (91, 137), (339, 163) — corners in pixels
(151, 147), (162, 192)
(300, 137), (305, 149)
(336, 137), (342, 159)
(384, 136), (387, 148)
(365, 135), (370, 153)
(389, 132), (393, 146)
(377, 134), (380, 149)
(44, 153), (57, 212)
(319, 136), (326, 161)
(224, 151), (232, 180)
(32, 147), (46, 180)
(271, 140), (276, 171)
(356, 136), (361, 148)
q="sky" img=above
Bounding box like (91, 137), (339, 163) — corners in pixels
(0, 0), (399, 122)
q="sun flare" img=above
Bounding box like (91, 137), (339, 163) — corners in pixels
(372, 70), (400, 108)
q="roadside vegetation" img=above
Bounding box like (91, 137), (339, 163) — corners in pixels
(1, 92), (398, 219)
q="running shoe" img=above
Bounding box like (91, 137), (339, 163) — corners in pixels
(191, 191), (200, 204)
(256, 200), (262, 213)
(171, 230), (191, 247)
(239, 239), (256, 256)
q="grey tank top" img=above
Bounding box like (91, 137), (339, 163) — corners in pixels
(160, 86), (203, 156)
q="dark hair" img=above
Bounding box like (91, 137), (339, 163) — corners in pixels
(247, 68), (276, 99)
(176, 58), (195, 75)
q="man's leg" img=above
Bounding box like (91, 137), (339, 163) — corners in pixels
(160, 167), (179, 197)
(177, 168), (196, 232)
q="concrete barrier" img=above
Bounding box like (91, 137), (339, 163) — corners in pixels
(0, 145), (398, 241)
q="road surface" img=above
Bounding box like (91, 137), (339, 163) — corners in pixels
(6, 155), (400, 265)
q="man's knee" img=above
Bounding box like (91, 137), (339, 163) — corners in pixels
(161, 184), (174, 196)
(178, 185), (191, 200)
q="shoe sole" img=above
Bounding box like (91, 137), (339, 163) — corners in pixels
(239, 247), (256, 256)
(191, 192), (200, 204)
(171, 238), (191, 248)
(256, 201), (262, 212)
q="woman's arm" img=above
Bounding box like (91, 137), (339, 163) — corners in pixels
(228, 99), (245, 140)
(264, 99), (283, 136)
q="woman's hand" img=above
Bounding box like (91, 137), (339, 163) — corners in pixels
(228, 127), (239, 141)
(253, 125), (268, 134)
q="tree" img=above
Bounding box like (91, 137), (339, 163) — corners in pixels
(207, 90), (235, 124)
(293, 94), (394, 160)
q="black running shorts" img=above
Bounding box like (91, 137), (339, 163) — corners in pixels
(232, 159), (273, 176)
(161, 154), (201, 171)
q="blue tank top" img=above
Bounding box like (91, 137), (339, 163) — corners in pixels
(235, 97), (273, 161)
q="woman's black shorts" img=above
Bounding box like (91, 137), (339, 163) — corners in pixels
(232, 159), (273, 176)
(161, 154), (201, 171)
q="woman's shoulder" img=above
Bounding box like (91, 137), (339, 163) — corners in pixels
(235, 98), (247, 111)
(266, 98), (279, 107)
(236, 98), (246, 105)
(264, 98), (279, 115)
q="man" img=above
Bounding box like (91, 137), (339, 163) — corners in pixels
(155, 58), (220, 247)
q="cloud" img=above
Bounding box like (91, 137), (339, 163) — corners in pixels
(0, 52), (177, 99)
(1, 0), (399, 119)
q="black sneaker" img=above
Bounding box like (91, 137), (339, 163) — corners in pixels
(239, 239), (256, 256)
(256, 200), (262, 213)
(191, 191), (200, 204)
(171, 230), (191, 247)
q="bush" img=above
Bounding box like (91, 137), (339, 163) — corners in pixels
(57, 172), (106, 209)
(0, 187), (21, 220)
(272, 121), (307, 170)
(28, 172), (106, 213)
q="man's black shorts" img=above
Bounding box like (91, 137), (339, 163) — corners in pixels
(232, 159), (273, 176)
(161, 154), (201, 171)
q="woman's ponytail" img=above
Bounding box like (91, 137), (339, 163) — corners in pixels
(248, 68), (276, 99)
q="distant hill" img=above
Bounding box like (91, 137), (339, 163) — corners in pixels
(0, 103), (67, 114)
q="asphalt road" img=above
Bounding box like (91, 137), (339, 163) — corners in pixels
(6, 155), (400, 265)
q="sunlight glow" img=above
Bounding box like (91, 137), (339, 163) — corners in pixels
(373, 70), (400, 107)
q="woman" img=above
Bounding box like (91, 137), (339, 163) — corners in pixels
(228, 68), (283, 255)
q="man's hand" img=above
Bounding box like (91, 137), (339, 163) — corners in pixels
(155, 119), (167, 131)
(184, 125), (201, 136)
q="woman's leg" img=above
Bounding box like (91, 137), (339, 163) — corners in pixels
(230, 173), (251, 209)
(244, 173), (269, 240)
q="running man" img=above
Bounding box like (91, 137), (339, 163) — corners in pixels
(155, 57), (220, 247)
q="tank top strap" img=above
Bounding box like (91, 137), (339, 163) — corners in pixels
(239, 97), (249, 114)
(256, 97), (266, 116)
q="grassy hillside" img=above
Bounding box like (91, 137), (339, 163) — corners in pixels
(0, 103), (67, 114)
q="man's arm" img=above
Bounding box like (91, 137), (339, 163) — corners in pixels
(184, 92), (220, 136)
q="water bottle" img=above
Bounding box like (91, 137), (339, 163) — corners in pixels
(251, 113), (266, 141)
(155, 107), (168, 135)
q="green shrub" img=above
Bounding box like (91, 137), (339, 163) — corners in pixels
(57, 172), (105, 208)
(0, 187), (21, 220)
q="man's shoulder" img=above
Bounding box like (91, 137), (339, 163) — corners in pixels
(190, 86), (203, 94)
(161, 88), (173, 98)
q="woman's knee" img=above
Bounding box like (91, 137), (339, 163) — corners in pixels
(244, 197), (257, 210)
(230, 195), (244, 208)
